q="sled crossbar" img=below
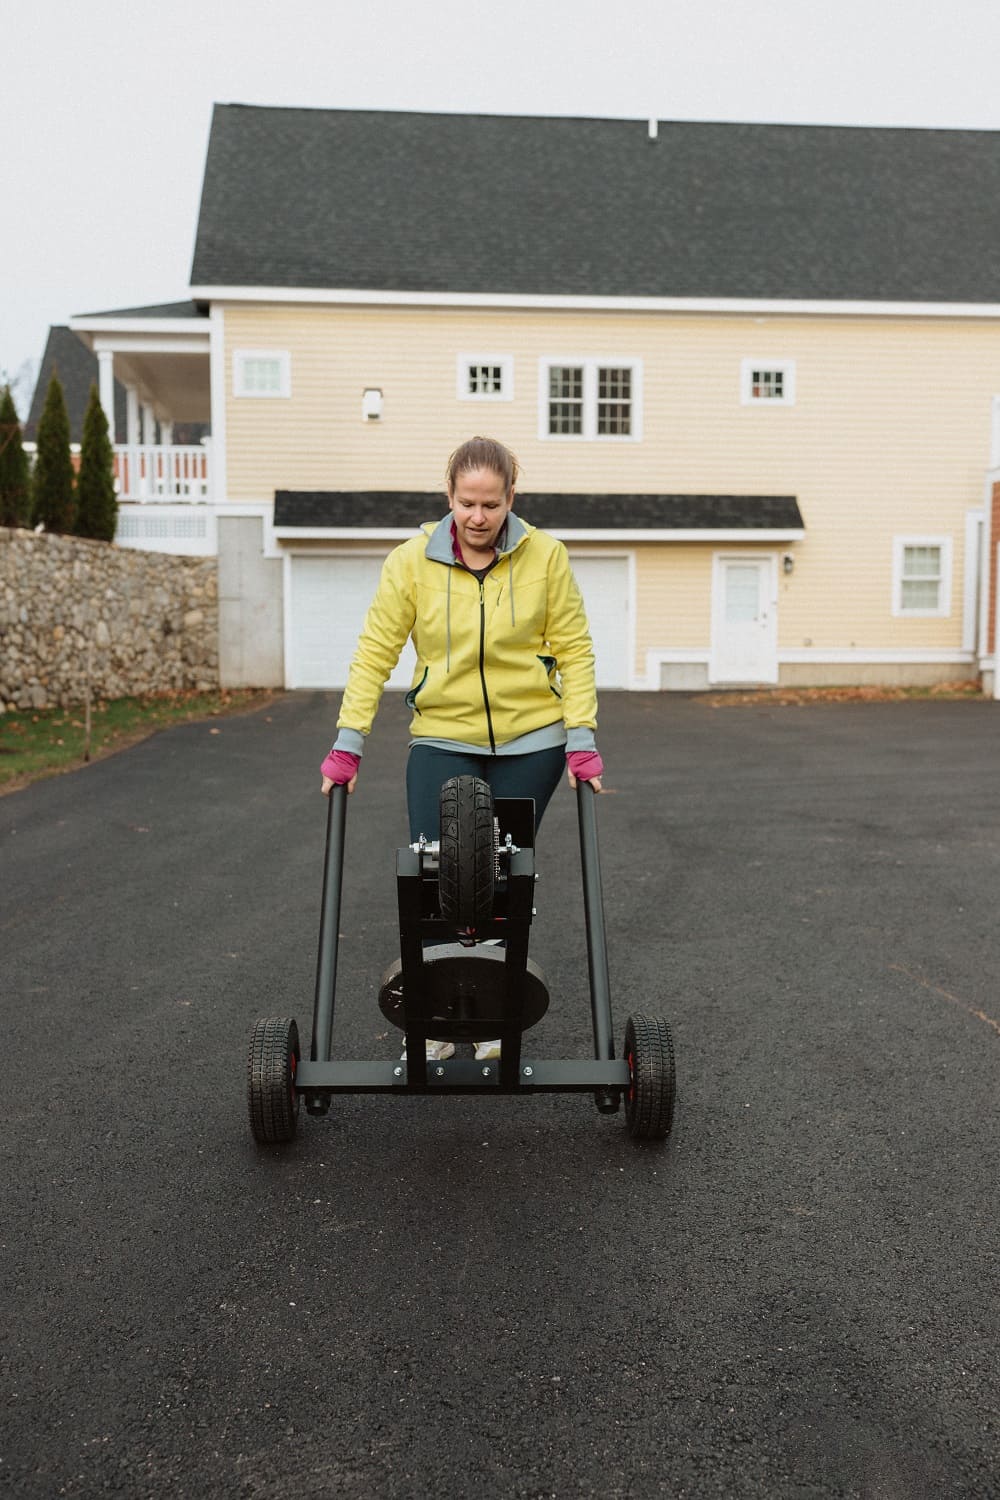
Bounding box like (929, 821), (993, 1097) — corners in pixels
(296, 1058), (630, 1094)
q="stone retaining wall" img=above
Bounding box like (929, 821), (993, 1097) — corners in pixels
(0, 528), (219, 710)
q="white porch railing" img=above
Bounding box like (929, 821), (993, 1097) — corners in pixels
(113, 445), (209, 502)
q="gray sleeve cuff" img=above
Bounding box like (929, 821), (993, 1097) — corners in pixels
(565, 726), (597, 752)
(333, 728), (366, 756)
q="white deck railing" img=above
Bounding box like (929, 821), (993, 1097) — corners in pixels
(114, 445), (209, 502)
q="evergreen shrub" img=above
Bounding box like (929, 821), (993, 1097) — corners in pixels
(32, 371), (75, 532)
(76, 383), (118, 541)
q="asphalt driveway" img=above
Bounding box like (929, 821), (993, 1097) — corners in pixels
(2, 690), (998, 1498)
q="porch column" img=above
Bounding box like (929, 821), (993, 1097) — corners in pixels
(97, 351), (115, 440)
(160, 419), (174, 445)
(126, 385), (140, 445)
(141, 403), (155, 445)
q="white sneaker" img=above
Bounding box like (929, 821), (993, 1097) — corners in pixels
(400, 1039), (455, 1062)
(474, 1039), (501, 1061)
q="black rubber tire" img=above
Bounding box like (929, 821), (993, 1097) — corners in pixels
(438, 775), (496, 929)
(247, 1017), (300, 1144)
(623, 1012), (676, 1140)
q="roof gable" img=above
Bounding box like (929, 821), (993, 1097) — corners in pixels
(191, 106), (1000, 304)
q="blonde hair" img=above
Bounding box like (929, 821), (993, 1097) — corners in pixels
(445, 436), (519, 496)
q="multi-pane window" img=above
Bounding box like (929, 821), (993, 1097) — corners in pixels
(597, 367), (632, 434)
(893, 537), (951, 616)
(741, 358), (796, 405)
(548, 365), (584, 434)
(457, 354), (513, 401)
(752, 369), (784, 400)
(241, 358), (282, 394)
(233, 350), (291, 398)
(901, 545), (943, 610)
(539, 359), (642, 440)
(469, 364), (503, 395)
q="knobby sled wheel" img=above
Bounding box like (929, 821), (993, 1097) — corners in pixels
(438, 775), (497, 929)
(624, 1012), (676, 1140)
(247, 1017), (300, 1144)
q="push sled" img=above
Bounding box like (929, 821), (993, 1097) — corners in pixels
(248, 776), (676, 1143)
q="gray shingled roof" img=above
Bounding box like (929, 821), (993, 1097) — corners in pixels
(274, 492), (804, 532)
(76, 300), (206, 320)
(191, 106), (1000, 303)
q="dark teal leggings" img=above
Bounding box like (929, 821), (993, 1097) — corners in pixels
(406, 743), (566, 843)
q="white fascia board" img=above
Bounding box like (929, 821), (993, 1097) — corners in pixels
(272, 526), (806, 543)
(273, 527), (420, 541)
(71, 317), (210, 336)
(90, 334), (211, 355)
(547, 528), (805, 542)
(189, 285), (1000, 321)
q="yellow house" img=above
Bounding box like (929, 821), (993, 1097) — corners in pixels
(71, 106), (1000, 695)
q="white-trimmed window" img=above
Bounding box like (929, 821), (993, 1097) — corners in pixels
(741, 358), (796, 405)
(538, 358), (643, 440)
(233, 349), (291, 398)
(893, 536), (952, 617)
(457, 354), (513, 401)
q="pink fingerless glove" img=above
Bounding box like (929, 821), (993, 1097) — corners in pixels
(320, 749), (361, 784)
(566, 749), (604, 782)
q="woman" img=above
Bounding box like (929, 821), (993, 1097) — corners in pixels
(320, 435), (603, 1060)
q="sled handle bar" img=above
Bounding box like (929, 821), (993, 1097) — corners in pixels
(312, 782), (348, 1063)
(575, 781), (614, 1062)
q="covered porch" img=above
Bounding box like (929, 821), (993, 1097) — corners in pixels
(70, 301), (216, 554)
(70, 301), (212, 495)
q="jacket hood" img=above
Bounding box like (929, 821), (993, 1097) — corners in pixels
(421, 511), (533, 564)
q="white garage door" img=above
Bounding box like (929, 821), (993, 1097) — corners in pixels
(568, 555), (631, 688)
(288, 556), (416, 690)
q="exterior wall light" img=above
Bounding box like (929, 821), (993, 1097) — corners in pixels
(782, 553), (795, 575)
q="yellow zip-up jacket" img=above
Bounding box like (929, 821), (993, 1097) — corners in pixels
(335, 513), (597, 754)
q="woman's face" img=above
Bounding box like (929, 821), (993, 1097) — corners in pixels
(448, 467), (514, 553)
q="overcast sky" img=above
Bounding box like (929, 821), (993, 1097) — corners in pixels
(5, 0), (1000, 412)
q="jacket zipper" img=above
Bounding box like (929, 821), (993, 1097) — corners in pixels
(478, 578), (496, 753)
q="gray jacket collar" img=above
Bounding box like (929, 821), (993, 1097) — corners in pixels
(423, 511), (531, 565)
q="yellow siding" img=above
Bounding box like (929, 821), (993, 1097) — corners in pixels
(223, 302), (999, 663)
(634, 544), (713, 653)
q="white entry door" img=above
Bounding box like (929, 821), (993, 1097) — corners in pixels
(710, 555), (778, 685)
